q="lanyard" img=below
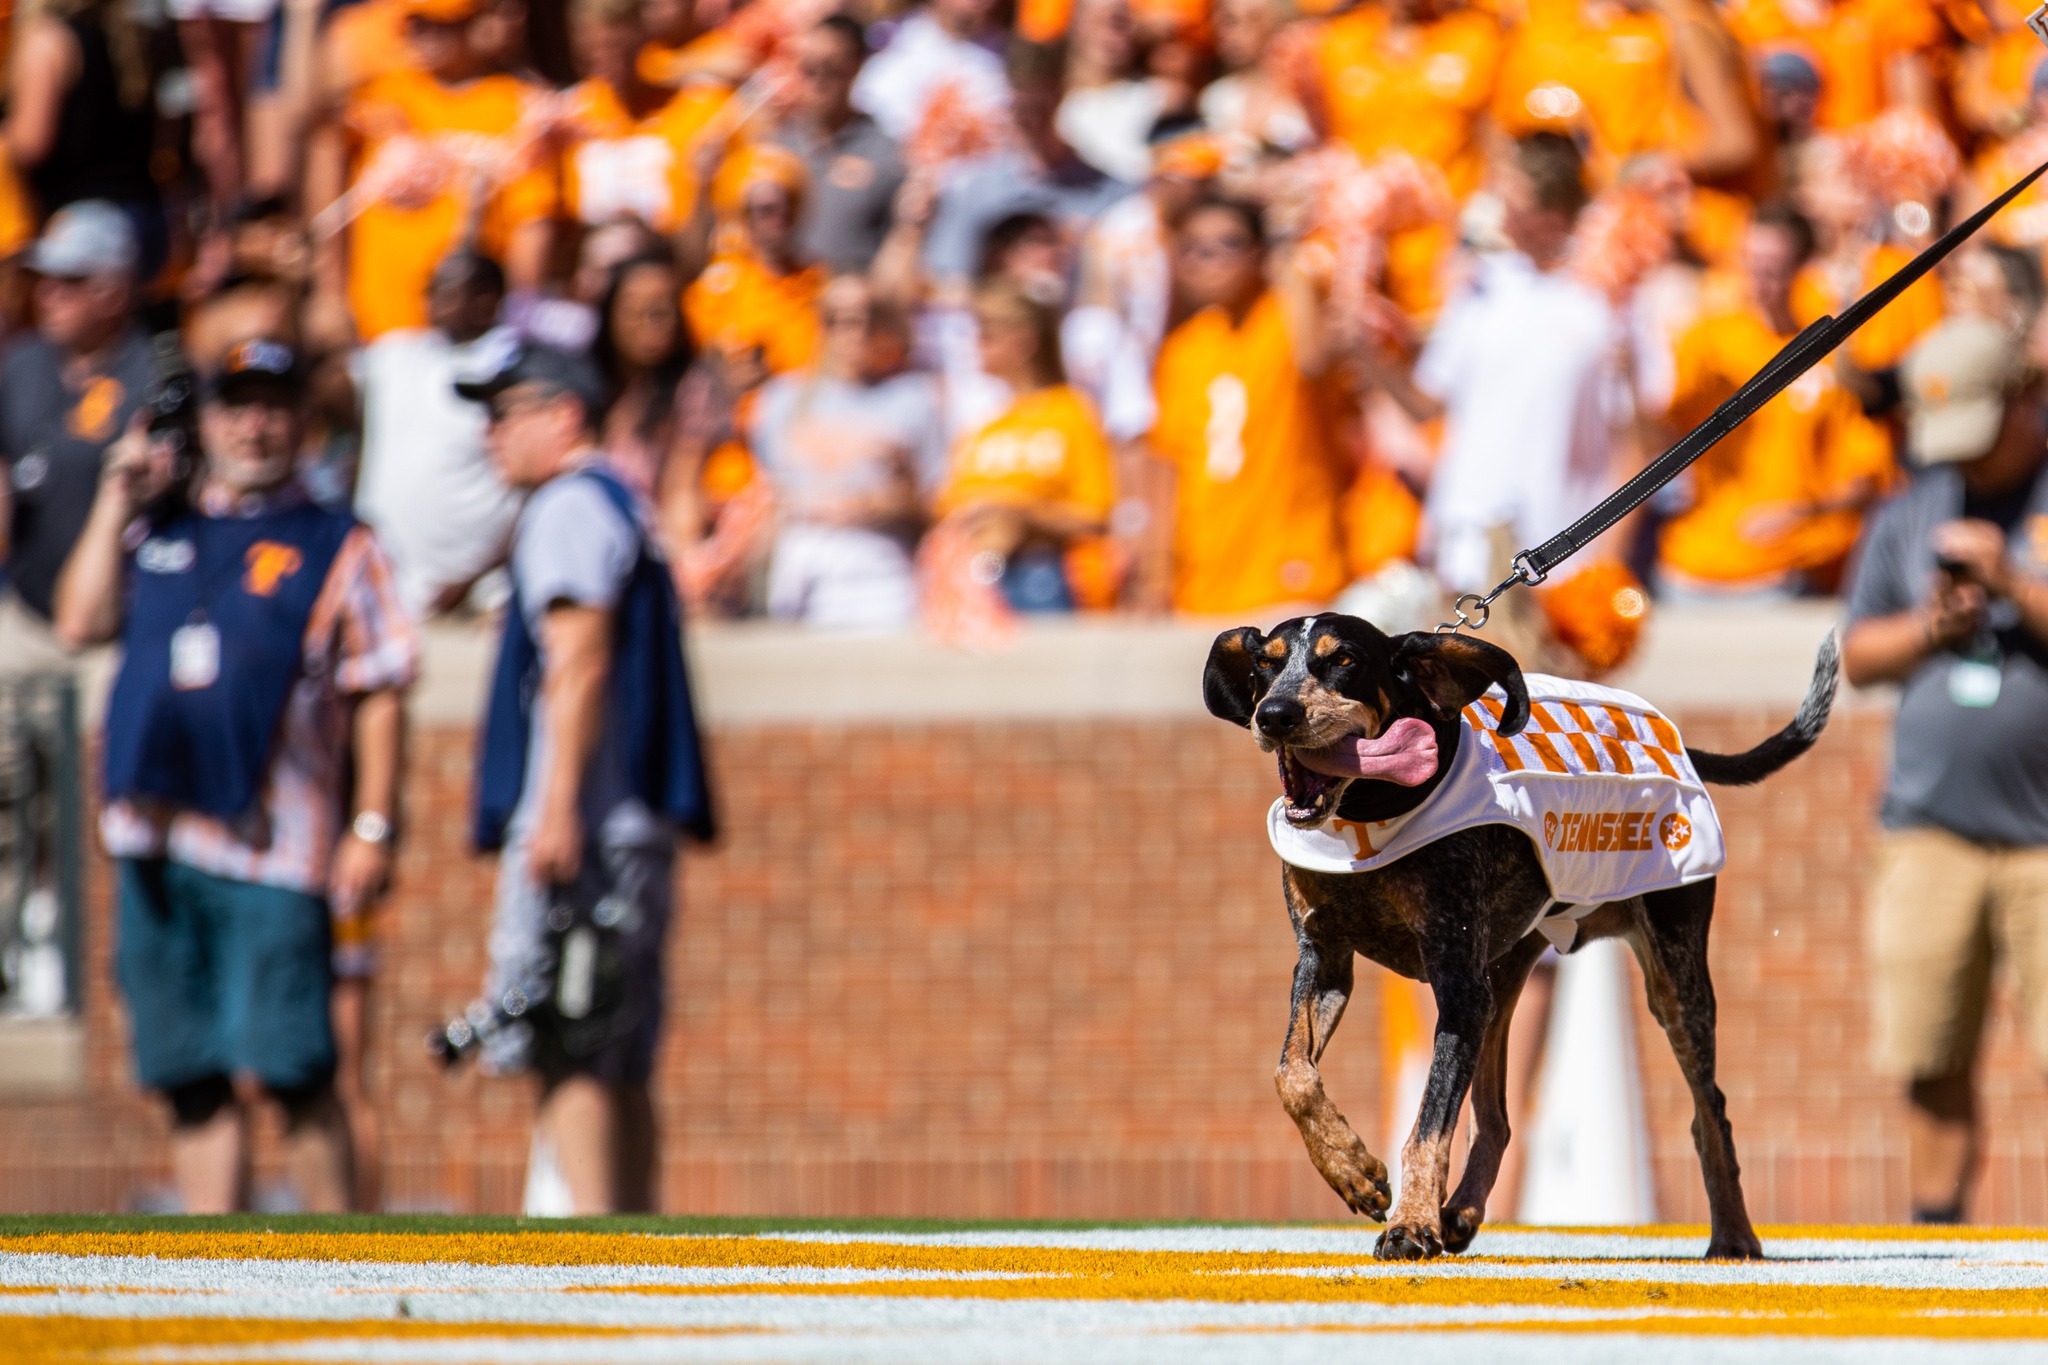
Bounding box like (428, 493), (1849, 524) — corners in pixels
(1437, 154), (2048, 635)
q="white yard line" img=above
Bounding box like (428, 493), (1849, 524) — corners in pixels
(112, 1329), (2048, 1365)
(0, 1255), (1038, 1294)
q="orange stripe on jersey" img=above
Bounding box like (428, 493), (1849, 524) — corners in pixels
(1538, 702), (1604, 772)
(1646, 713), (1682, 753)
(1642, 744), (1681, 780)
(1523, 732), (1571, 774)
(1548, 712), (1613, 773)
(1489, 733), (1527, 772)
(1472, 697), (1505, 729)
(1597, 705), (1647, 774)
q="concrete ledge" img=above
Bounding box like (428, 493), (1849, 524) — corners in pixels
(405, 601), (1875, 727)
(0, 1017), (86, 1097)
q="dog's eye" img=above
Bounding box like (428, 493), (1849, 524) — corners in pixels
(1332, 654), (1354, 669)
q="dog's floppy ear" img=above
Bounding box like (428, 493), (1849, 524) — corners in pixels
(1391, 632), (1529, 736)
(1203, 627), (1266, 728)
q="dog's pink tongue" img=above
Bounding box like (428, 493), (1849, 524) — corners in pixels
(1294, 717), (1439, 786)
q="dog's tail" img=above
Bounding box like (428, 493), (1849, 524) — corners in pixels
(1684, 633), (1839, 787)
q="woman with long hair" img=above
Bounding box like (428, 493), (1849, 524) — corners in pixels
(591, 246), (761, 612)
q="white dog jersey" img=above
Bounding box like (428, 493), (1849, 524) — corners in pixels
(1267, 674), (1725, 919)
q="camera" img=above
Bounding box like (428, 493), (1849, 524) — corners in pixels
(138, 336), (201, 520)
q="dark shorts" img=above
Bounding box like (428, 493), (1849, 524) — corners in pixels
(501, 841), (672, 1089)
(115, 858), (336, 1094)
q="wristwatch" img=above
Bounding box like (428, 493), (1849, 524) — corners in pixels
(351, 811), (394, 846)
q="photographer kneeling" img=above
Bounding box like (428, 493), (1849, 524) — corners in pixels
(458, 344), (714, 1215)
(1843, 317), (2048, 1224)
(55, 340), (417, 1214)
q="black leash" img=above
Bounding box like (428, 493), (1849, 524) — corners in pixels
(1437, 154), (2048, 635)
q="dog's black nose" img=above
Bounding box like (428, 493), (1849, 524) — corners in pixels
(1256, 697), (1305, 735)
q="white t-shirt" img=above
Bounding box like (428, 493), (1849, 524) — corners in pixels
(1084, 192), (1171, 358)
(353, 327), (524, 619)
(851, 13), (1008, 141)
(1415, 252), (1633, 591)
(1056, 80), (1169, 185)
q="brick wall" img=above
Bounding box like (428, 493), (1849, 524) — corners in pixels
(6, 705), (2048, 1223)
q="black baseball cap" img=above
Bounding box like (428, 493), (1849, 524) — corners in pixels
(453, 340), (609, 418)
(206, 337), (304, 403)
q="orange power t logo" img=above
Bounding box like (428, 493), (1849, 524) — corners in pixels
(244, 542), (304, 597)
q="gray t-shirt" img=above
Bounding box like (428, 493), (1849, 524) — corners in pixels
(774, 114), (905, 274)
(507, 464), (670, 849)
(748, 370), (947, 517)
(1844, 462), (2048, 846)
(1, 329), (159, 619)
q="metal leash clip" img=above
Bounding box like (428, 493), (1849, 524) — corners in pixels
(1434, 555), (1548, 635)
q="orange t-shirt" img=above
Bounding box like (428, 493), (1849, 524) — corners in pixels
(1151, 292), (1350, 615)
(1791, 242), (1943, 370)
(939, 385), (1118, 519)
(325, 0), (414, 96)
(683, 253), (825, 376)
(1724, 0), (1942, 130)
(560, 79), (728, 232)
(1659, 304), (1895, 584)
(1314, 6), (1501, 318)
(1975, 133), (2048, 248)
(343, 69), (559, 340)
(1494, 7), (1696, 172)
(1315, 6), (1504, 198)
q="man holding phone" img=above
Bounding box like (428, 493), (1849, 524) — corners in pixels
(1843, 316), (2048, 1224)
(53, 339), (417, 1214)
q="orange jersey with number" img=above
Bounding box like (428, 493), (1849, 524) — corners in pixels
(1724, 0), (1942, 130)
(1658, 304), (1895, 584)
(683, 253), (825, 375)
(343, 69), (559, 340)
(560, 79), (728, 232)
(1151, 292), (1349, 615)
(939, 385), (1118, 519)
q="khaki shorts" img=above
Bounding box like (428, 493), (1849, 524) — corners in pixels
(1870, 827), (2048, 1079)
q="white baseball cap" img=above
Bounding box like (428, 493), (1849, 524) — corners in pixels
(27, 201), (139, 279)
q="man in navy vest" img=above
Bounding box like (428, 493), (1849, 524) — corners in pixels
(54, 339), (418, 1214)
(457, 342), (713, 1215)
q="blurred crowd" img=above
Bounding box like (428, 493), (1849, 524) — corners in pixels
(0, 0), (2047, 665)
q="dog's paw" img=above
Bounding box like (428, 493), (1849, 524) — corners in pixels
(1704, 1234), (1764, 1261)
(1439, 1205), (1482, 1254)
(1318, 1145), (1391, 1221)
(1373, 1220), (1444, 1261)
